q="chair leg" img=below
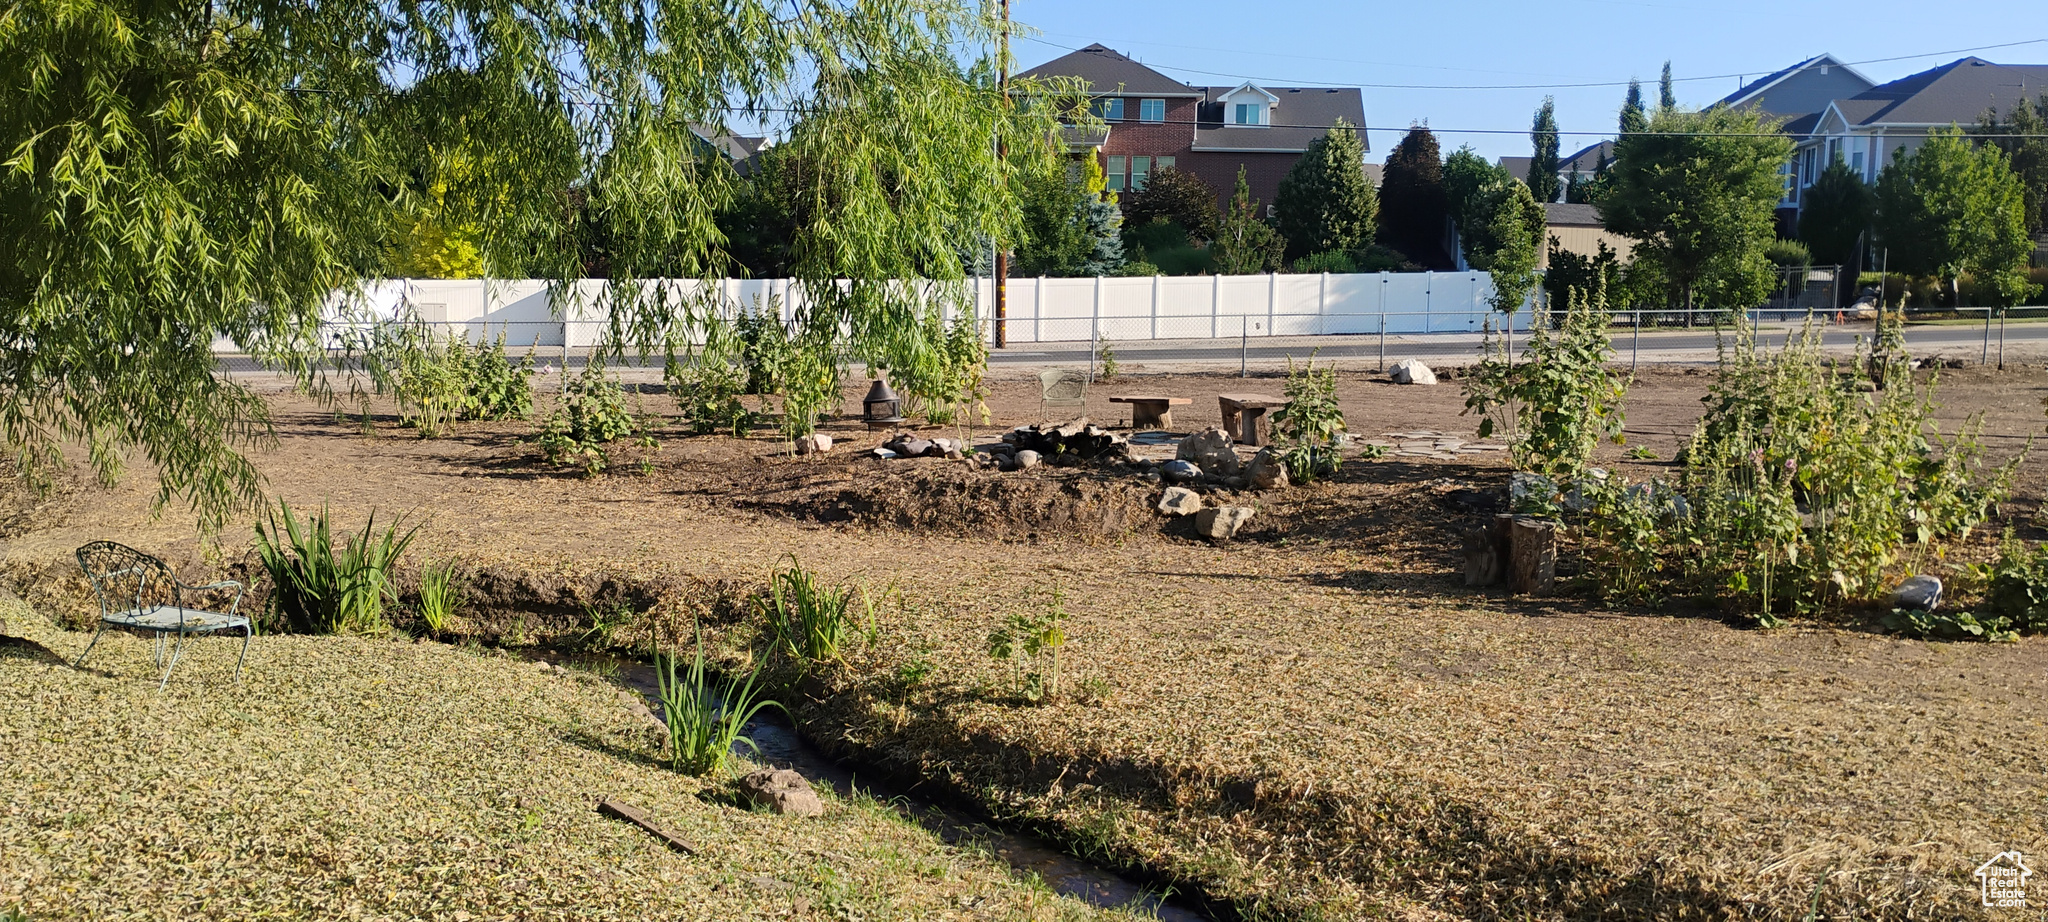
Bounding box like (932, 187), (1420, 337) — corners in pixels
(233, 626), (252, 683)
(74, 626), (108, 669)
(157, 632), (188, 691)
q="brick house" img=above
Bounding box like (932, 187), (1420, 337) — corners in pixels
(1015, 44), (1368, 215)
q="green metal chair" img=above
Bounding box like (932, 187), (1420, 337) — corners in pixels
(1039, 367), (1088, 419)
(74, 541), (249, 690)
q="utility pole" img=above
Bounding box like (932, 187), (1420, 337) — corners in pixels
(993, 0), (1011, 348)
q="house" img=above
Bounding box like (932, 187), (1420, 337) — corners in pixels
(1765, 57), (2048, 226)
(1015, 43), (1368, 214)
(1538, 203), (1633, 269)
(1498, 140), (1616, 203)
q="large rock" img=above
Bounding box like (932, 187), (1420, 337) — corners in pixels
(896, 438), (934, 458)
(1157, 487), (1202, 516)
(1160, 459), (1203, 484)
(739, 768), (825, 817)
(1013, 450), (1041, 470)
(1245, 447), (1291, 491)
(1176, 427), (1243, 478)
(1389, 359), (1437, 385)
(1194, 506), (1254, 542)
(1893, 575), (1943, 612)
(794, 433), (832, 455)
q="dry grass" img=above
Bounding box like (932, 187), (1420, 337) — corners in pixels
(0, 600), (1146, 922)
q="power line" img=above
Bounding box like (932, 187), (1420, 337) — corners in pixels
(1017, 35), (2048, 92)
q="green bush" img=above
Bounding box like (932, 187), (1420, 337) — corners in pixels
(1764, 239), (1812, 268)
(757, 561), (875, 665)
(1462, 283), (1628, 479)
(537, 364), (650, 475)
(1290, 250), (1357, 274)
(1272, 353), (1346, 483)
(254, 500), (417, 635)
(357, 326), (534, 438)
(1976, 534), (2048, 635)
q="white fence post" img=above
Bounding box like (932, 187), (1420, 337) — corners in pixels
(1266, 272), (1276, 337)
(1151, 274), (1161, 340)
(1034, 276), (1044, 344)
(1210, 275), (1221, 338)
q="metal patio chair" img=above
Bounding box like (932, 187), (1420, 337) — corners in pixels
(74, 541), (250, 691)
(1039, 367), (1089, 419)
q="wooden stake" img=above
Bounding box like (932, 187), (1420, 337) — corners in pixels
(598, 799), (697, 856)
(1508, 517), (1557, 595)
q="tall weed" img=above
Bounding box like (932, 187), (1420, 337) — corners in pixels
(1462, 283), (1628, 479)
(758, 561), (875, 665)
(655, 626), (781, 776)
(415, 560), (464, 638)
(255, 501), (417, 634)
(1272, 352), (1346, 483)
(537, 363), (652, 475)
(986, 589), (1070, 703)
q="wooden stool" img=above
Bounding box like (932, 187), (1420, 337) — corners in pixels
(1216, 393), (1286, 446)
(1107, 395), (1191, 430)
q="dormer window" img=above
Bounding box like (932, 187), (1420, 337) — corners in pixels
(1139, 99), (1165, 122)
(1219, 82), (1278, 128)
(1233, 103), (1262, 126)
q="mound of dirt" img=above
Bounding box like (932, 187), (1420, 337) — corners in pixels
(745, 462), (1157, 542)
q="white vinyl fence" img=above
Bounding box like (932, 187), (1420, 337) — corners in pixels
(269, 271), (1532, 353)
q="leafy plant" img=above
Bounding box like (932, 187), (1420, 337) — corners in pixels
(351, 324), (536, 438)
(757, 560), (875, 665)
(1271, 352), (1346, 483)
(654, 625), (782, 777)
(1462, 282), (1628, 479)
(1975, 532), (2048, 636)
(986, 590), (1069, 703)
(415, 560), (465, 638)
(1097, 338), (1120, 382)
(665, 353), (753, 438)
(254, 501), (417, 635)
(536, 363), (652, 475)
(1624, 446), (1658, 461)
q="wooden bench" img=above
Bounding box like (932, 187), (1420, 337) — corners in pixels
(1217, 393), (1287, 446)
(1107, 395), (1191, 430)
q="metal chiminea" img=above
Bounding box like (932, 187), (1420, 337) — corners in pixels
(863, 377), (904, 429)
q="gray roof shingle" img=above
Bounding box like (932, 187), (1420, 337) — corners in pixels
(1193, 86), (1368, 153)
(1831, 57), (2048, 126)
(1544, 203), (1603, 227)
(1014, 44), (1201, 97)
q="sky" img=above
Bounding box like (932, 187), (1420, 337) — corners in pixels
(1003, 0), (2048, 165)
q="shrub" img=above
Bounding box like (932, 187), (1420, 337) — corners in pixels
(254, 501), (416, 635)
(1765, 239), (1812, 268)
(666, 355), (753, 437)
(536, 364), (650, 475)
(1351, 244), (1421, 273)
(1462, 283), (1628, 479)
(1291, 250), (1358, 274)
(655, 625), (781, 776)
(757, 561), (875, 665)
(355, 325), (535, 437)
(1271, 353), (1346, 483)
(986, 590), (1069, 703)
(1976, 533), (2048, 635)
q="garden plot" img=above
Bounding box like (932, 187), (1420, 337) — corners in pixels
(5, 365), (2047, 920)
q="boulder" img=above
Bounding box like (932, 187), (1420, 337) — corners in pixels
(1157, 487), (1202, 516)
(1245, 447), (1291, 491)
(931, 438), (953, 455)
(1389, 359), (1438, 385)
(1194, 506), (1255, 542)
(1893, 575), (1943, 612)
(897, 438), (934, 458)
(1013, 450), (1041, 470)
(1175, 427), (1243, 477)
(1160, 459), (1203, 484)
(794, 433), (833, 455)
(738, 768), (825, 818)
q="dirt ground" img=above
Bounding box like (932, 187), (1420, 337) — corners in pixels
(6, 364), (2047, 920)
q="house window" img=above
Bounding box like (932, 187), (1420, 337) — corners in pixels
(1139, 99), (1165, 123)
(1093, 98), (1124, 120)
(1233, 103), (1261, 125)
(1157, 156), (1175, 172)
(1851, 151), (1865, 176)
(1131, 156), (1152, 190)
(1105, 156), (1125, 191)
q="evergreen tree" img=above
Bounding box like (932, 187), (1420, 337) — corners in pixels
(1274, 119), (1378, 261)
(1123, 167), (1221, 244)
(1797, 159), (1876, 270)
(1075, 155), (1127, 276)
(1376, 125), (1449, 267)
(1601, 106), (1793, 313)
(1659, 61), (1677, 111)
(1621, 80), (1648, 134)
(1528, 98), (1562, 204)
(1874, 128), (2035, 305)
(1013, 155), (1123, 277)
(1214, 166), (1286, 274)
(1978, 94), (2048, 237)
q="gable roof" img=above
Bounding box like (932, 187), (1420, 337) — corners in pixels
(1015, 43), (1201, 97)
(1497, 155), (1533, 179)
(1560, 140), (1614, 172)
(1719, 54), (1874, 110)
(1544, 203), (1603, 227)
(1829, 57), (2048, 127)
(1193, 85), (1369, 152)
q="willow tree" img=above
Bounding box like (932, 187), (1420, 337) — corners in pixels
(1, 0), (1063, 525)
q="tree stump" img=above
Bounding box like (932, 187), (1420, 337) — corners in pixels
(1508, 517), (1556, 595)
